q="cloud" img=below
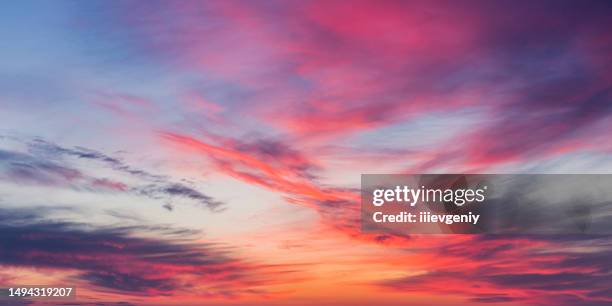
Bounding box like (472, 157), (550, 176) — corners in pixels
(425, 86), (612, 172)
(79, 270), (176, 294)
(160, 132), (360, 225)
(0, 149), (122, 191)
(376, 235), (612, 305)
(0, 207), (266, 298)
(469, 294), (524, 304)
(28, 138), (164, 181)
(138, 183), (224, 211)
(65, 0), (612, 191)
(0, 136), (224, 211)
(160, 132), (336, 200)
(72, 1), (612, 144)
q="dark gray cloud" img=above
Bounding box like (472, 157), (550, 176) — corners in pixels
(0, 207), (256, 297)
(79, 270), (176, 294)
(137, 183), (224, 211)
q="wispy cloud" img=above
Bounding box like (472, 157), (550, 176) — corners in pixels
(1, 136), (224, 211)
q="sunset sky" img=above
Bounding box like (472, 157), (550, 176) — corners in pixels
(1, 1), (612, 305)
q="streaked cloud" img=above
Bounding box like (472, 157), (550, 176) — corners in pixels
(1, 136), (224, 211)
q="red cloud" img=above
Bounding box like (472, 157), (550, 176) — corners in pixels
(160, 132), (356, 204)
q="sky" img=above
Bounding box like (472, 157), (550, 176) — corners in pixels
(1, 0), (612, 305)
